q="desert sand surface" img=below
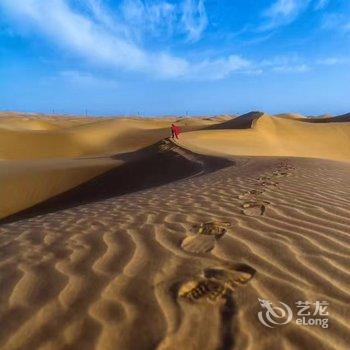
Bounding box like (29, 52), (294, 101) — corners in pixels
(0, 114), (224, 219)
(0, 112), (350, 350)
(179, 112), (350, 163)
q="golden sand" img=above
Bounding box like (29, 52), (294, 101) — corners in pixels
(0, 112), (349, 350)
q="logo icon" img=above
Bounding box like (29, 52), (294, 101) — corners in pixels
(258, 298), (293, 328)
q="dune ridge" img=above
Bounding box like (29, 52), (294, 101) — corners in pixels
(178, 113), (350, 163)
(0, 112), (350, 350)
(0, 115), (224, 219)
(1, 139), (232, 223)
(2, 111), (350, 219)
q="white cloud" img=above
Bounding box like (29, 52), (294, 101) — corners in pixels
(260, 0), (332, 30)
(261, 0), (311, 30)
(119, 0), (207, 42)
(4, 0), (328, 81)
(83, 0), (131, 39)
(181, 0), (208, 42)
(260, 54), (349, 73)
(261, 55), (310, 73)
(0, 0), (250, 80)
(186, 55), (252, 80)
(321, 13), (350, 32)
(120, 0), (177, 40)
(317, 57), (348, 65)
(273, 64), (310, 73)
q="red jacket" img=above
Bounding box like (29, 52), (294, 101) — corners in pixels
(171, 125), (181, 136)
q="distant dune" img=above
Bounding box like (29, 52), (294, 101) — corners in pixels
(205, 111), (264, 130)
(274, 113), (306, 119)
(0, 114), (223, 219)
(310, 112), (350, 123)
(179, 113), (350, 163)
(0, 111), (349, 350)
(1, 111), (350, 219)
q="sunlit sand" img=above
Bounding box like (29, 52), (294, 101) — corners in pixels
(0, 112), (349, 350)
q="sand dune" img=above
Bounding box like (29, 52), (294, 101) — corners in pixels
(2, 140), (232, 222)
(0, 158), (119, 220)
(0, 114), (224, 219)
(0, 115), (224, 160)
(0, 112), (350, 350)
(274, 113), (307, 119)
(2, 111), (350, 219)
(205, 111), (264, 130)
(178, 113), (350, 163)
(305, 112), (350, 123)
(334, 112), (350, 121)
(1, 155), (349, 350)
(0, 117), (60, 131)
(0, 118), (168, 160)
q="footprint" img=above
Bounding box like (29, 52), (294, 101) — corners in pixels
(178, 266), (254, 304)
(238, 188), (265, 201)
(159, 139), (175, 152)
(90, 221), (106, 230)
(181, 235), (216, 254)
(277, 164), (295, 171)
(272, 171), (291, 178)
(192, 221), (231, 238)
(203, 267), (253, 291)
(178, 278), (226, 303)
(258, 180), (278, 188)
(258, 175), (272, 182)
(250, 189), (264, 195)
(242, 201), (269, 217)
(238, 192), (258, 201)
(181, 222), (231, 254)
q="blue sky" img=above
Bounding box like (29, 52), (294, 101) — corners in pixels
(0, 0), (349, 116)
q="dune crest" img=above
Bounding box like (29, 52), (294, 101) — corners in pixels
(1, 111), (350, 219)
(1, 112), (350, 349)
(178, 113), (350, 163)
(0, 114), (224, 219)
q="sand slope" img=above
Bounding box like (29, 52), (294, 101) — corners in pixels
(0, 112), (350, 350)
(303, 113), (350, 123)
(2, 112), (350, 219)
(0, 156), (349, 349)
(0, 114), (223, 219)
(0, 158), (119, 220)
(178, 114), (350, 163)
(205, 111), (264, 130)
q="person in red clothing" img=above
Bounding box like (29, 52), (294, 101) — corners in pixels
(171, 124), (181, 139)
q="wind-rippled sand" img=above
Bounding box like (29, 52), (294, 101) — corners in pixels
(1, 156), (350, 349)
(1, 112), (350, 349)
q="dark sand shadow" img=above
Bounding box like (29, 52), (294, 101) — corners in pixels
(1, 140), (233, 224)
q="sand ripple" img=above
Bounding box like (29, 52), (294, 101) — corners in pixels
(0, 157), (350, 349)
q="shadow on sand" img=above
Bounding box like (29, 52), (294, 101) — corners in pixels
(1, 140), (233, 224)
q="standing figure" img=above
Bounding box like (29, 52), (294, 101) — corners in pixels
(171, 124), (181, 139)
